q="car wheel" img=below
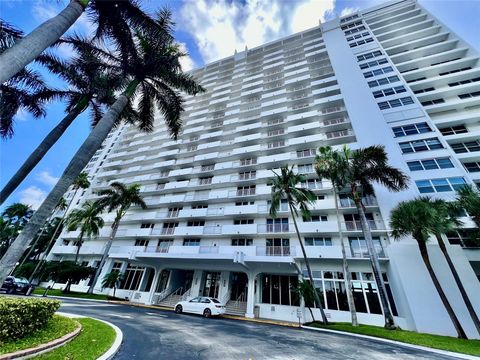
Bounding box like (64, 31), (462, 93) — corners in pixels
(175, 305), (183, 314)
(203, 308), (211, 318)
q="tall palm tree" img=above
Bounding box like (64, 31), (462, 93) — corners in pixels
(0, 0), (167, 84)
(390, 198), (468, 339)
(102, 271), (124, 298)
(0, 20), (51, 140)
(315, 146), (358, 326)
(87, 182), (146, 294)
(0, 11), (205, 285)
(0, 47), (129, 204)
(270, 165), (328, 324)
(430, 199), (480, 336)
(318, 145), (408, 329)
(66, 200), (104, 263)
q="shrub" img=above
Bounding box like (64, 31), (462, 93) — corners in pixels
(0, 297), (60, 341)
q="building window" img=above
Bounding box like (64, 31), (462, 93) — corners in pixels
(421, 98), (445, 106)
(199, 177), (213, 185)
(372, 86), (406, 98)
(359, 58), (388, 69)
(160, 170), (169, 177)
(235, 201), (254, 206)
(300, 179), (322, 189)
(344, 213), (376, 230)
(399, 138), (443, 153)
(240, 158), (257, 166)
(266, 218), (289, 232)
(239, 171), (256, 180)
(187, 145), (197, 152)
(134, 239), (149, 247)
(234, 219), (254, 225)
(413, 87), (435, 94)
(231, 238), (253, 246)
(183, 238), (200, 246)
(439, 125), (468, 136)
(377, 96), (414, 110)
(267, 118), (284, 125)
(464, 162), (480, 173)
(192, 204), (208, 209)
(448, 77), (480, 87)
(367, 75), (399, 88)
(261, 274), (299, 306)
(363, 66), (393, 78)
(357, 50), (383, 62)
(416, 177), (466, 193)
(450, 140), (480, 154)
(167, 207), (182, 217)
(140, 223), (154, 229)
(201, 164), (215, 171)
(187, 220), (205, 227)
(303, 215), (328, 222)
(267, 129), (285, 137)
(348, 236), (384, 258)
(296, 149), (316, 158)
(407, 157), (454, 171)
(156, 183), (165, 190)
(162, 222), (178, 235)
(392, 122), (431, 137)
(119, 264), (145, 290)
(211, 121), (223, 128)
(237, 185), (256, 196)
(111, 262), (122, 272)
(268, 140), (286, 149)
(305, 237), (332, 246)
(458, 91), (480, 99)
(297, 164), (314, 173)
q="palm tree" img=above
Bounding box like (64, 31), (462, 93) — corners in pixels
(294, 280), (318, 322)
(102, 271), (124, 298)
(0, 48), (129, 205)
(0, 20), (51, 140)
(318, 145), (408, 329)
(456, 185), (480, 228)
(0, 11), (204, 285)
(390, 198), (468, 339)
(315, 146), (358, 326)
(0, 0), (168, 84)
(87, 182), (146, 294)
(270, 165), (328, 324)
(66, 200), (104, 263)
(430, 199), (480, 336)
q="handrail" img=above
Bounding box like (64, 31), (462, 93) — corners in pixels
(234, 292), (246, 307)
(181, 287), (191, 301)
(221, 287), (231, 305)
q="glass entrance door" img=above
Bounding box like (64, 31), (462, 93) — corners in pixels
(230, 272), (248, 301)
(203, 272), (221, 298)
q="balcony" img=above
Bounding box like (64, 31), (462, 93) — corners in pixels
(343, 220), (384, 231)
(256, 246), (295, 256)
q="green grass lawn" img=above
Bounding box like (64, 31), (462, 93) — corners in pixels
(0, 315), (79, 355)
(308, 322), (480, 356)
(32, 288), (120, 301)
(35, 318), (116, 360)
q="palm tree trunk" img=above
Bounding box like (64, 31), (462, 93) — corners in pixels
(333, 189), (357, 326)
(74, 230), (84, 263)
(0, 93), (131, 286)
(354, 198), (396, 329)
(289, 203), (328, 324)
(0, 0), (88, 84)
(417, 239), (467, 338)
(87, 219), (120, 294)
(0, 99), (89, 205)
(435, 234), (480, 335)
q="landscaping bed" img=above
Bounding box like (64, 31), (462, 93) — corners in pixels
(35, 318), (116, 360)
(308, 322), (480, 356)
(0, 315), (78, 356)
(33, 288), (124, 301)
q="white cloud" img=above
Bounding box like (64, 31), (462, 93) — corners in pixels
(31, 2), (58, 23)
(19, 186), (47, 210)
(178, 42), (195, 71)
(36, 171), (59, 187)
(340, 7), (360, 17)
(179, 0), (336, 63)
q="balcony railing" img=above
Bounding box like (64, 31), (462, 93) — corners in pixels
(256, 246), (295, 256)
(257, 223), (292, 233)
(343, 220), (379, 231)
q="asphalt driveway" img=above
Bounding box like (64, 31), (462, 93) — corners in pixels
(55, 298), (461, 360)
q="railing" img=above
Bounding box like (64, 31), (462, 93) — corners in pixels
(339, 196), (377, 208)
(199, 246), (220, 254)
(221, 288), (231, 305)
(344, 220), (379, 231)
(181, 288), (191, 301)
(350, 248), (387, 259)
(256, 246), (295, 256)
(234, 292), (246, 306)
(203, 226), (222, 235)
(154, 287), (173, 304)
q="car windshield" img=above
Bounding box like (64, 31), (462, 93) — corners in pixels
(189, 297), (200, 303)
(210, 298), (221, 303)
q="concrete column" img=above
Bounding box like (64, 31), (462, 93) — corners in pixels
(245, 273), (256, 318)
(147, 267), (162, 305)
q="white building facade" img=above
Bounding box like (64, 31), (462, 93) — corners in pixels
(46, 0), (480, 338)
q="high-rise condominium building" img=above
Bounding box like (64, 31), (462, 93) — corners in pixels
(46, 0), (480, 338)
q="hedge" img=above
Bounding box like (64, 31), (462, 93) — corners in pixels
(0, 297), (60, 341)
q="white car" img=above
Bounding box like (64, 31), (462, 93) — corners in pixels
(175, 296), (226, 318)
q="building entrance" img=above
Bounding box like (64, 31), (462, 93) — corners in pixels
(230, 272), (248, 301)
(203, 272), (221, 298)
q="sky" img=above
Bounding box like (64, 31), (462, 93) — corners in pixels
(0, 0), (479, 211)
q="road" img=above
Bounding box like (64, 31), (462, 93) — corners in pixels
(55, 298), (460, 360)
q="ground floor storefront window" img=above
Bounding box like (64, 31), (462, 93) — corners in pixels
(261, 274), (299, 306)
(302, 270), (398, 316)
(120, 263), (145, 290)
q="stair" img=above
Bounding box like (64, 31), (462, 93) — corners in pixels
(225, 300), (247, 316)
(157, 294), (182, 308)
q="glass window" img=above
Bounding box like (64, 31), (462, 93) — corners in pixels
(407, 160), (423, 171)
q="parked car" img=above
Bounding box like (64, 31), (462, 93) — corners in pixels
(175, 296), (225, 318)
(0, 276), (34, 295)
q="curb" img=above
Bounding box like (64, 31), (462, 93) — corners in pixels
(222, 314), (298, 328)
(58, 312), (123, 360)
(302, 325), (480, 360)
(32, 294), (115, 303)
(0, 319), (82, 360)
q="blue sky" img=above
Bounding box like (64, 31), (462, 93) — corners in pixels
(1, 0), (479, 210)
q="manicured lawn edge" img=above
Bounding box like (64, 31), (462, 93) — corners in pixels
(304, 322), (480, 358)
(32, 288), (123, 301)
(0, 315), (80, 358)
(34, 317), (118, 360)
